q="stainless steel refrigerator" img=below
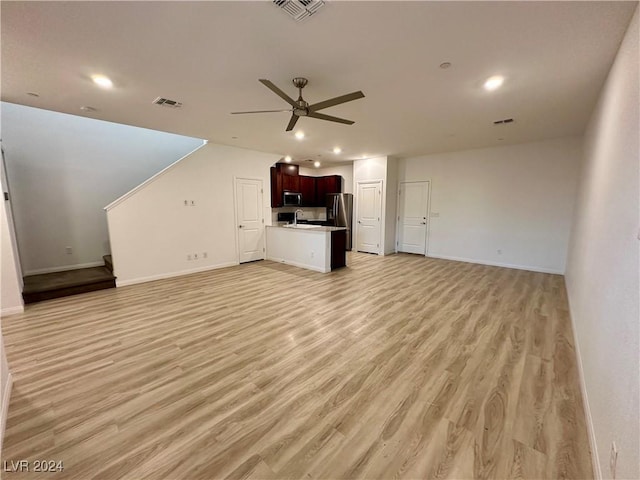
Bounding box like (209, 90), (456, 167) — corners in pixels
(326, 193), (354, 251)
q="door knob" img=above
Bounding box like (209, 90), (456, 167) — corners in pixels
(421, 222), (427, 225)
(238, 225), (243, 229)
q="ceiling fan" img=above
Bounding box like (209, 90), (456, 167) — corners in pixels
(231, 77), (365, 131)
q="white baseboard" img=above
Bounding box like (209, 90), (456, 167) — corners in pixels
(25, 261), (105, 276)
(1, 305), (24, 317)
(266, 256), (328, 273)
(0, 372), (13, 456)
(565, 287), (602, 479)
(426, 253), (563, 275)
(115, 261), (239, 287)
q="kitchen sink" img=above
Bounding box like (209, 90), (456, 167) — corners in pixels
(282, 224), (321, 229)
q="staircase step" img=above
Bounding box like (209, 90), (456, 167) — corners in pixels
(23, 266), (116, 304)
(103, 254), (113, 273)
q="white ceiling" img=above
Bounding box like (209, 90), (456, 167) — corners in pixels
(1, 1), (636, 163)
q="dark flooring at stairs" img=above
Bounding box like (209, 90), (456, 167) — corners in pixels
(23, 260), (116, 304)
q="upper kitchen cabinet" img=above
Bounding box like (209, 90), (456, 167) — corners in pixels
(270, 164), (342, 207)
(299, 176), (316, 207)
(282, 173), (300, 193)
(315, 175), (342, 205)
(271, 163), (300, 207)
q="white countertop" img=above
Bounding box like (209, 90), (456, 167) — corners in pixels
(267, 224), (347, 232)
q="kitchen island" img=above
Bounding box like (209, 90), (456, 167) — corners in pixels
(266, 225), (347, 273)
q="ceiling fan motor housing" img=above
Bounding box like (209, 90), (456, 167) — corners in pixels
(293, 77), (308, 89)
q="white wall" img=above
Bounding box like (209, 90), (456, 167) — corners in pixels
(565, 7), (639, 479)
(384, 157), (398, 255)
(353, 156), (387, 191)
(106, 143), (281, 286)
(1, 103), (203, 275)
(397, 137), (582, 273)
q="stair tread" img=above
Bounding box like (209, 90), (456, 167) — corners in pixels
(23, 266), (116, 294)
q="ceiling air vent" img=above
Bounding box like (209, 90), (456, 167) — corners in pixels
(153, 97), (183, 108)
(273, 0), (325, 22)
(493, 118), (514, 125)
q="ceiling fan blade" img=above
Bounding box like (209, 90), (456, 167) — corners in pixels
(231, 109), (291, 114)
(307, 111), (354, 125)
(285, 114), (300, 132)
(309, 91), (365, 112)
(259, 79), (298, 108)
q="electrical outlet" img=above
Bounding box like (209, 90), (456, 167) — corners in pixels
(610, 442), (618, 479)
(497, 249), (502, 255)
(184, 200), (188, 206)
(65, 246), (72, 254)
(310, 251), (315, 258)
(194, 253), (198, 260)
(191, 200), (195, 206)
(203, 252), (207, 259)
(187, 254), (191, 261)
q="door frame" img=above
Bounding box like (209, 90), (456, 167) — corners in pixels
(233, 176), (265, 264)
(354, 179), (384, 255)
(396, 180), (431, 256)
(1, 144), (24, 282)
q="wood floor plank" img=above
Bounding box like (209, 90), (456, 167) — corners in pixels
(1, 253), (593, 479)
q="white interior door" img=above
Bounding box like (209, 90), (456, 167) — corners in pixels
(397, 181), (430, 255)
(356, 181), (382, 254)
(235, 178), (264, 263)
(1, 145), (23, 281)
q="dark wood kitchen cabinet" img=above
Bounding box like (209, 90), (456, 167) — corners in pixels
(282, 173), (299, 193)
(330, 229), (347, 269)
(270, 164), (342, 207)
(270, 163), (300, 207)
(315, 175), (342, 206)
(299, 175), (316, 207)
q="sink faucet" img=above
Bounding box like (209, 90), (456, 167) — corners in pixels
(294, 209), (304, 226)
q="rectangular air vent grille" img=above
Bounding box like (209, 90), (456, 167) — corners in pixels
(153, 97), (183, 108)
(493, 118), (514, 125)
(273, 0), (325, 22)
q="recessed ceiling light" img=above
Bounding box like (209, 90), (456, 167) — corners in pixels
(26, 92), (40, 97)
(314, 161), (321, 168)
(483, 75), (504, 91)
(231, 136), (238, 139)
(91, 74), (113, 89)
(332, 147), (342, 154)
(80, 106), (97, 112)
(294, 131), (305, 140)
(439, 62), (452, 69)
(284, 155), (292, 163)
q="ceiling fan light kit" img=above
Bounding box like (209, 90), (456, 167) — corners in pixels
(231, 77), (365, 132)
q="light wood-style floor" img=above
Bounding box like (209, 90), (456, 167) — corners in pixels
(1, 253), (592, 479)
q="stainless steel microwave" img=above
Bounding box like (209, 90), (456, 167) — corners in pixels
(283, 191), (302, 206)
